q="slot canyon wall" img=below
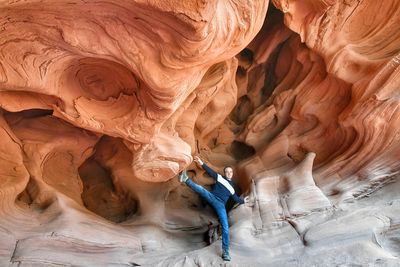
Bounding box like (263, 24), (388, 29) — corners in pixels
(0, 0), (399, 266)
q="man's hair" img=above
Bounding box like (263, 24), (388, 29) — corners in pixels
(223, 166), (233, 173)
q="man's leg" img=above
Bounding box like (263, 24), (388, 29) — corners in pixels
(213, 201), (231, 261)
(185, 179), (214, 204)
(181, 173), (231, 260)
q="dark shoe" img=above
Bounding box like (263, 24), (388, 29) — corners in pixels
(222, 250), (231, 261)
(179, 170), (189, 183)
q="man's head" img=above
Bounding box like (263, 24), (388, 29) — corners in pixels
(224, 166), (233, 180)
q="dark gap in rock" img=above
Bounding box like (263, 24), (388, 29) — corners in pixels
(78, 154), (137, 223)
(2, 108), (53, 122)
(2, 107), (53, 117)
(11, 108), (53, 118)
(230, 140), (256, 161)
(230, 95), (254, 125)
(262, 41), (286, 102)
(239, 48), (254, 64)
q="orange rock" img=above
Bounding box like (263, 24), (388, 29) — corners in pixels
(0, 0), (400, 265)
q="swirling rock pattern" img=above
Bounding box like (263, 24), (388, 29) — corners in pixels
(0, 0), (399, 266)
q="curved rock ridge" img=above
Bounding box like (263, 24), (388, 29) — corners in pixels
(0, 0), (268, 182)
(0, 0), (399, 266)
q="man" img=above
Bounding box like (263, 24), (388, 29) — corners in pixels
(179, 156), (249, 261)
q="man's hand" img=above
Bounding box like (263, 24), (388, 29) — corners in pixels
(244, 196), (254, 207)
(193, 156), (204, 167)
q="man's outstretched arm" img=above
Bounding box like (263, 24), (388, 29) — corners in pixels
(202, 164), (219, 180)
(194, 156), (218, 180)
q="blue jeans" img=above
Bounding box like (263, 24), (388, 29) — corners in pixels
(186, 179), (229, 251)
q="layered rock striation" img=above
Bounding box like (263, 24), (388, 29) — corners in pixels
(0, 0), (399, 266)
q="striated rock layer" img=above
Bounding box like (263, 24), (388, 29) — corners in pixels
(0, 0), (399, 266)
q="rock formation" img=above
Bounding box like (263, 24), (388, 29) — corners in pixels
(0, 0), (399, 266)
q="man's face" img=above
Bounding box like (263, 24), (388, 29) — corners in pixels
(224, 167), (233, 180)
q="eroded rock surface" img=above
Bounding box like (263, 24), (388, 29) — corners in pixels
(0, 0), (399, 266)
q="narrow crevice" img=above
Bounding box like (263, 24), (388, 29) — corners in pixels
(3, 108), (53, 119)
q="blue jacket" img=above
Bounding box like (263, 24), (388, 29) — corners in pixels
(202, 163), (244, 205)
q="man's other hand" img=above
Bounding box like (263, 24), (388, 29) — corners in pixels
(193, 156), (204, 167)
(244, 196), (254, 207)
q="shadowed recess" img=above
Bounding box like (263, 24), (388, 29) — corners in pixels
(78, 156), (137, 223)
(230, 140), (256, 161)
